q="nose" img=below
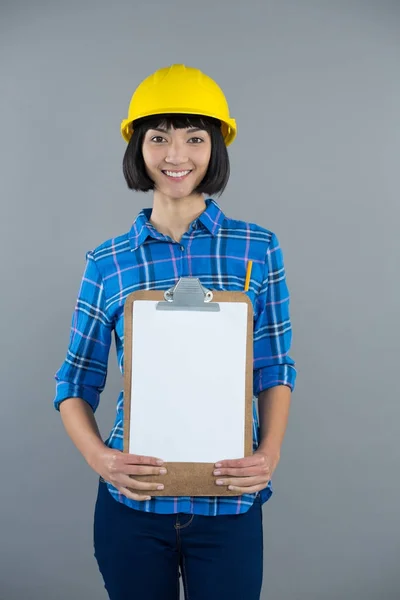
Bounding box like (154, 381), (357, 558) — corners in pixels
(164, 139), (189, 165)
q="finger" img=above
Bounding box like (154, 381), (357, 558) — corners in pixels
(118, 487), (153, 502)
(215, 455), (266, 469)
(122, 454), (165, 466)
(227, 484), (266, 494)
(125, 465), (168, 477)
(122, 476), (165, 492)
(216, 476), (268, 488)
(213, 466), (267, 477)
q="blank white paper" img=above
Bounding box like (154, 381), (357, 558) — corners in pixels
(128, 300), (248, 463)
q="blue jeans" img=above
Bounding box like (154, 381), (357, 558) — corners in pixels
(94, 479), (263, 599)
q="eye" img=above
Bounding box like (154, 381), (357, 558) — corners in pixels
(188, 137), (204, 144)
(151, 136), (167, 143)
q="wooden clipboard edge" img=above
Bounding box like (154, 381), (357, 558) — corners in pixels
(123, 289), (254, 497)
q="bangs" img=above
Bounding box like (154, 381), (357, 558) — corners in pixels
(133, 113), (221, 133)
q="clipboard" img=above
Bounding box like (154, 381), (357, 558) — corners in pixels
(123, 277), (254, 496)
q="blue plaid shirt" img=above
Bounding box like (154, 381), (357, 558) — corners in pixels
(54, 198), (296, 515)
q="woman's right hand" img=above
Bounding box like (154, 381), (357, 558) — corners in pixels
(90, 447), (167, 501)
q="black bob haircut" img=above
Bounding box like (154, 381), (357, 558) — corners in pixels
(122, 114), (230, 197)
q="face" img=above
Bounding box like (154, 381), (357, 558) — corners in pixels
(142, 125), (212, 199)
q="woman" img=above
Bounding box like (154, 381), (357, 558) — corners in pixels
(54, 63), (296, 600)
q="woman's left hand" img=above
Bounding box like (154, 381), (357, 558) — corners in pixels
(213, 446), (280, 495)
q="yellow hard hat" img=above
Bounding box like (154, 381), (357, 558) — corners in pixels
(120, 64), (237, 146)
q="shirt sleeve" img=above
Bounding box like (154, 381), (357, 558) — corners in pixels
(253, 232), (297, 395)
(53, 251), (113, 412)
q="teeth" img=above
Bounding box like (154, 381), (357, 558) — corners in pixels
(164, 170), (191, 178)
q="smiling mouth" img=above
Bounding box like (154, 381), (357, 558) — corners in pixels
(161, 169), (192, 181)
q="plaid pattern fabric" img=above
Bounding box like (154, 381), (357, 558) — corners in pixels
(54, 198), (296, 515)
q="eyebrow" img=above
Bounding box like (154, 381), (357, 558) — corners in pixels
(149, 127), (205, 134)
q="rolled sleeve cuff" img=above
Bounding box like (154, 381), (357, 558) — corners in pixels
(254, 364), (297, 396)
(54, 381), (100, 413)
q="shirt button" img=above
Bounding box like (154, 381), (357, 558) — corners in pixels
(180, 245), (185, 251)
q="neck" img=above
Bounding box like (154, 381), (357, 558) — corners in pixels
(149, 192), (207, 243)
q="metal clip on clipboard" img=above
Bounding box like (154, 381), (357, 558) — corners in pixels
(156, 277), (220, 312)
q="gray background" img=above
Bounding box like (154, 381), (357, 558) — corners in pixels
(1, 1), (399, 598)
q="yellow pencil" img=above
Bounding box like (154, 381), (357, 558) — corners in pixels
(244, 260), (253, 291)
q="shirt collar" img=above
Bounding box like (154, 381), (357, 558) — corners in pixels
(128, 198), (225, 251)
